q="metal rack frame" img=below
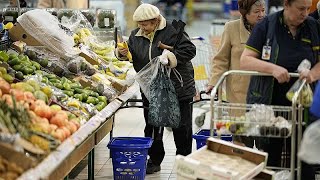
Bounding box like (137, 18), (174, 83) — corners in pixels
(210, 70), (305, 180)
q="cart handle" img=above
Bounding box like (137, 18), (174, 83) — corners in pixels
(211, 70), (305, 106)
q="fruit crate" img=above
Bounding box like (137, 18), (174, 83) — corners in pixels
(192, 129), (232, 149)
(107, 137), (153, 180)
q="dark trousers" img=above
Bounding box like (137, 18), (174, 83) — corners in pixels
(141, 93), (193, 166)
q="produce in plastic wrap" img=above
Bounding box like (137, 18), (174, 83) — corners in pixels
(17, 9), (79, 59)
(286, 59), (313, 107)
(80, 9), (96, 27)
(97, 9), (116, 28)
(259, 116), (291, 137)
(45, 8), (58, 16)
(57, 9), (75, 23)
(286, 80), (313, 107)
(245, 104), (274, 123)
(66, 57), (96, 76)
(3, 7), (18, 24)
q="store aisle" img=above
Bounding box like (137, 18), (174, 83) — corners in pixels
(72, 20), (213, 180)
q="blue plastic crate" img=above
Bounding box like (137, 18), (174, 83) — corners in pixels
(192, 129), (232, 149)
(107, 137), (153, 180)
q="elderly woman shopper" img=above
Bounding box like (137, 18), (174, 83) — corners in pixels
(206, 0), (265, 104)
(240, 0), (320, 178)
(117, 3), (196, 174)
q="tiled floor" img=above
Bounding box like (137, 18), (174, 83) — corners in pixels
(72, 20), (212, 180)
(71, 98), (211, 180)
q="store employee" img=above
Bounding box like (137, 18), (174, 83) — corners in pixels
(240, 0), (320, 178)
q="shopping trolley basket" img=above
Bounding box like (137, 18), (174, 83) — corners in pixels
(210, 70), (306, 180)
(188, 37), (215, 127)
(191, 36), (215, 94)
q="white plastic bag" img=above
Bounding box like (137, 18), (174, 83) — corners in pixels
(134, 57), (161, 101)
(298, 120), (320, 164)
(17, 9), (79, 59)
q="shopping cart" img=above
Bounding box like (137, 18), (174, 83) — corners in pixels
(210, 70), (306, 180)
(189, 36), (215, 127)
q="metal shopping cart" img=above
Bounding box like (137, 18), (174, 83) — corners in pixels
(190, 36), (216, 127)
(210, 70), (306, 180)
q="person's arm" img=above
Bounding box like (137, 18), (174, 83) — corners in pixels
(240, 18), (290, 83)
(299, 62), (320, 83)
(240, 48), (290, 83)
(172, 31), (196, 64)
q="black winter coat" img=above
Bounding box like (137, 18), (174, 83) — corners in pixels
(128, 19), (196, 101)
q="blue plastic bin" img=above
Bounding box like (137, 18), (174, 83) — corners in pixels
(107, 137), (153, 180)
(192, 129), (233, 149)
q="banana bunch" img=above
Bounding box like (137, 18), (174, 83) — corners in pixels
(73, 28), (93, 44)
(117, 42), (132, 62)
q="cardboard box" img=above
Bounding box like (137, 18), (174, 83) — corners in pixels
(253, 169), (275, 180)
(9, 23), (41, 46)
(176, 138), (268, 180)
(0, 142), (37, 171)
(79, 47), (102, 66)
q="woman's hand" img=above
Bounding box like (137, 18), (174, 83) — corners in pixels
(118, 47), (128, 56)
(299, 69), (315, 83)
(272, 65), (290, 83)
(206, 85), (214, 94)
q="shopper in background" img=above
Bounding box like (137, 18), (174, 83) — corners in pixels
(37, 0), (65, 8)
(309, 0), (320, 20)
(240, 0), (320, 178)
(206, 0), (266, 104)
(156, 0), (186, 20)
(9, 0), (27, 7)
(116, 3), (196, 174)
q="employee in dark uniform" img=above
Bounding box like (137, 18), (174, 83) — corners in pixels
(240, 0), (320, 179)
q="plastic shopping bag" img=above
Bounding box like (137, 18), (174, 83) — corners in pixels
(298, 120), (320, 164)
(134, 57), (160, 101)
(286, 80), (313, 107)
(148, 64), (181, 128)
(286, 59), (313, 107)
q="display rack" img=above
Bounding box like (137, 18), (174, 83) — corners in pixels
(19, 82), (139, 180)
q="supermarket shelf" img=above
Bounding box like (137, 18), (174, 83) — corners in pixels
(19, 82), (139, 180)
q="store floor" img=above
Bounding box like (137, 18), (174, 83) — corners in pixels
(71, 20), (213, 180)
(71, 97), (211, 180)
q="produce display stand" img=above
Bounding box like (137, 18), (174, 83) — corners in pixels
(19, 82), (139, 180)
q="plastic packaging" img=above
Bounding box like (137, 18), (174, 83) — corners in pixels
(3, 7), (19, 24)
(135, 57), (161, 101)
(80, 9), (96, 27)
(274, 170), (290, 180)
(298, 120), (320, 164)
(286, 59), (313, 107)
(45, 8), (58, 17)
(59, 10), (93, 33)
(17, 9), (79, 59)
(97, 9), (116, 28)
